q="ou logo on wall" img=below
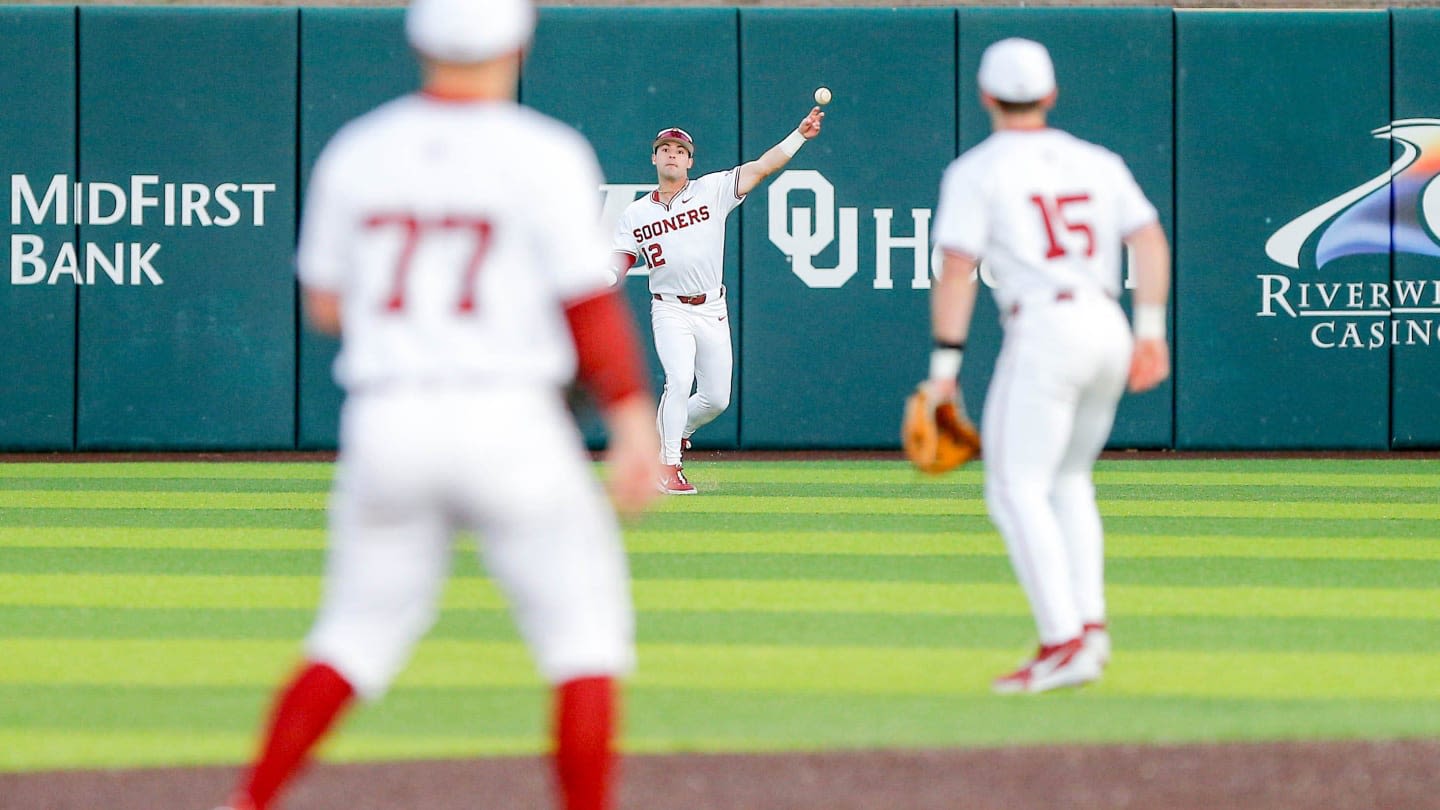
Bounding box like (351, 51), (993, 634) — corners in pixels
(767, 170), (941, 291)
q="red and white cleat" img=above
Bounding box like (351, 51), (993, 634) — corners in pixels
(992, 636), (1100, 695)
(657, 463), (696, 495)
(1083, 622), (1111, 668)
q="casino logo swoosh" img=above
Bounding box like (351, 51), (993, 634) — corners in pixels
(1265, 119), (1440, 270)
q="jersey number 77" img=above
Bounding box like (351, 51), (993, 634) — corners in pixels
(365, 213), (495, 312)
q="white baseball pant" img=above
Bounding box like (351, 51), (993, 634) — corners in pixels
(981, 289), (1132, 646)
(651, 292), (732, 465)
(305, 385), (635, 699)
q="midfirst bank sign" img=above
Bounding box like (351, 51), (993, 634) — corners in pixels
(7, 174), (278, 285)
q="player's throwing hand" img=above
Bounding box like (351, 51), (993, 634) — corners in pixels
(800, 106), (824, 139)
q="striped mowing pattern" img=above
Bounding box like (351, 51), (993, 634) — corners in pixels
(0, 459), (1437, 771)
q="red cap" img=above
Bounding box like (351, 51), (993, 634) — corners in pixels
(652, 127), (695, 154)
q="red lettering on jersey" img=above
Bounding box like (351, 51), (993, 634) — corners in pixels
(1029, 194), (1095, 260)
(635, 205), (712, 243)
(365, 213), (495, 313)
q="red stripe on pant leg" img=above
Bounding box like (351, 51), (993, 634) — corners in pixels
(553, 676), (617, 810)
(239, 661), (356, 810)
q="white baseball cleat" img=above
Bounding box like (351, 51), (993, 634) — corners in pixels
(991, 636), (1101, 695)
(657, 464), (696, 495)
(1083, 622), (1111, 668)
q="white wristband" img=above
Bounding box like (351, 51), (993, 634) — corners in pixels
(1134, 303), (1166, 340)
(929, 347), (963, 381)
(778, 129), (806, 157)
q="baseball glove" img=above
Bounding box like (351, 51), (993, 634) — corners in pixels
(902, 385), (981, 474)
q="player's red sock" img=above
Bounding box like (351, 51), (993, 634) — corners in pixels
(236, 660), (356, 810)
(553, 675), (617, 810)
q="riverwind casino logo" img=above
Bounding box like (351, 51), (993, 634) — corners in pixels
(1262, 119), (1440, 350)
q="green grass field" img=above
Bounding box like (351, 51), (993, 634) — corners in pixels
(2, 458), (1438, 772)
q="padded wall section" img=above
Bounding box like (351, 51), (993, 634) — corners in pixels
(739, 9), (955, 448)
(0, 7), (77, 450)
(296, 8), (412, 449)
(1390, 9), (1440, 448)
(76, 8), (298, 449)
(959, 9), (1175, 449)
(1175, 11), (1391, 449)
(524, 8), (742, 449)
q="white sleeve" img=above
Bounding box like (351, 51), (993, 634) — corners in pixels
(295, 143), (353, 292)
(713, 168), (746, 216)
(931, 161), (988, 259)
(541, 138), (618, 300)
(1111, 155), (1159, 236)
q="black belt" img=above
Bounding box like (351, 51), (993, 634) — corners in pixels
(1007, 289), (1075, 318)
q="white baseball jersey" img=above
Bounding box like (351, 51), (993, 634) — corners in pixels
(295, 93), (635, 696)
(611, 168), (746, 296)
(932, 128), (1157, 309)
(298, 95), (615, 392)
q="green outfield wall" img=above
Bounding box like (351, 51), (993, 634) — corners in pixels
(0, 6), (1435, 452)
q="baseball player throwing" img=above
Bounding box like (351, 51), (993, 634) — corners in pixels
(215, 0), (659, 808)
(926, 39), (1171, 694)
(611, 109), (824, 494)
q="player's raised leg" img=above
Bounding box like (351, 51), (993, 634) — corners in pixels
(685, 307), (733, 441)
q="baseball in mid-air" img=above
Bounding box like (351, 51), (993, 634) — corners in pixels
(814, 86), (832, 106)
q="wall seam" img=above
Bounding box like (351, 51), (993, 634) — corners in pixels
(734, 7), (744, 451)
(293, 8), (304, 451)
(1170, 8), (1180, 451)
(71, 5), (82, 452)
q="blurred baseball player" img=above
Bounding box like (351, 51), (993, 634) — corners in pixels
(611, 109), (824, 494)
(214, 0), (659, 808)
(925, 39), (1171, 694)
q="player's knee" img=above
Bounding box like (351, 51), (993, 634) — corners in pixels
(699, 389), (731, 414)
(1052, 472), (1095, 501)
(662, 375), (696, 396)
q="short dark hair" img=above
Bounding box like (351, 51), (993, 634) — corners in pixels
(995, 98), (1045, 114)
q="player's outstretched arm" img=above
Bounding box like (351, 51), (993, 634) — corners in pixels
(926, 250), (981, 403)
(736, 107), (824, 195)
(1125, 221), (1172, 393)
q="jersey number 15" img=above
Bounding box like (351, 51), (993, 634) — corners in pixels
(1030, 194), (1094, 260)
(365, 214), (495, 313)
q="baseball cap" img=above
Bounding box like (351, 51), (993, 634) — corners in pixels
(977, 38), (1056, 103)
(652, 127), (695, 154)
(406, 0), (536, 64)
